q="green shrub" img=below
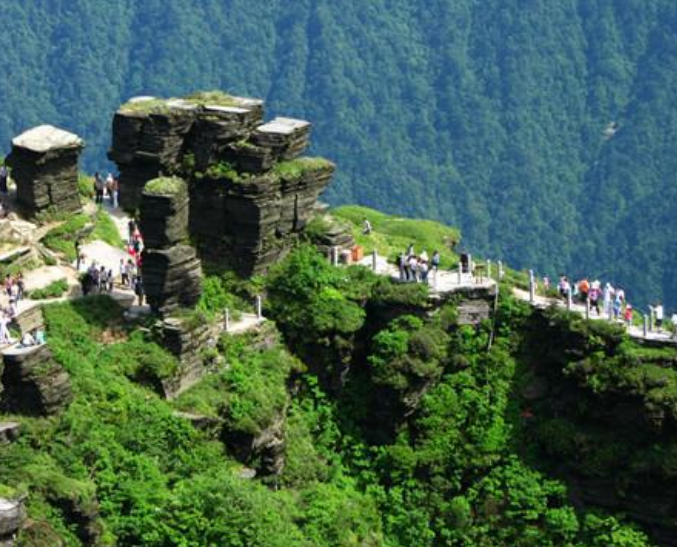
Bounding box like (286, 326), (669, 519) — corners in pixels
(27, 278), (69, 300)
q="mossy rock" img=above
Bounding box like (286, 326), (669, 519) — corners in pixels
(144, 176), (187, 197)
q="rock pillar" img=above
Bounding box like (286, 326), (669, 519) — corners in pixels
(140, 177), (202, 314)
(8, 125), (84, 217)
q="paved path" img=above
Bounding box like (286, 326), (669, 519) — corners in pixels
(356, 253), (496, 295)
(225, 312), (265, 335)
(512, 287), (677, 346)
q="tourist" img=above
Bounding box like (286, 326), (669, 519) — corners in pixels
(408, 254), (418, 282)
(94, 172), (105, 204)
(119, 259), (128, 287)
(0, 311), (13, 345)
(603, 282), (614, 317)
(105, 173), (114, 203)
(7, 298), (17, 320)
(111, 175), (119, 209)
(543, 276), (550, 292)
(19, 330), (36, 348)
(362, 218), (372, 235)
(655, 302), (664, 332)
(4, 275), (12, 298)
(577, 278), (590, 304)
(98, 266), (107, 293)
(419, 260), (429, 283)
(589, 281), (601, 315)
(15, 274), (24, 302)
(613, 291), (623, 319)
(133, 275), (145, 306)
(107, 268), (114, 292)
(431, 251), (440, 272)
(0, 165), (8, 195)
(558, 275), (570, 298)
(80, 270), (92, 296)
(624, 304), (633, 326)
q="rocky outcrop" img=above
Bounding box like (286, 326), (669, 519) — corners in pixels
(7, 125), (83, 218)
(140, 177), (202, 315)
(154, 316), (220, 398)
(0, 423), (20, 445)
(109, 91), (334, 276)
(223, 409), (287, 477)
(0, 496), (26, 546)
(1, 344), (72, 416)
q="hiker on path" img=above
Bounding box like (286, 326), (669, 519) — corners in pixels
(15, 274), (24, 302)
(655, 303), (664, 332)
(603, 283), (614, 317)
(133, 275), (145, 306)
(94, 172), (105, 204)
(0, 165), (8, 195)
(578, 278), (590, 304)
(558, 276), (571, 298)
(589, 281), (601, 315)
(624, 304), (633, 326)
(127, 218), (137, 244)
(362, 218), (372, 235)
(111, 175), (119, 208)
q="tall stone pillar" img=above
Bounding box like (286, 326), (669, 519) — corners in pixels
(140, 177), (202, 314)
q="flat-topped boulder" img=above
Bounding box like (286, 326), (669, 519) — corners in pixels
(252, 117), (311, 161)
(8, 125), (84, 217)
(12, 124), (83, 155)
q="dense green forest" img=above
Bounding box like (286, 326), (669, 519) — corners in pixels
(1, 0), (676, 306)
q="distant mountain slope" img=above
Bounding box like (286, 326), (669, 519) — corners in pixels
(0, 0), (675, 306)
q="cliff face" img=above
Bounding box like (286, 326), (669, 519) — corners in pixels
(520, 308), (677, 547)
(109, 92), (333, 276)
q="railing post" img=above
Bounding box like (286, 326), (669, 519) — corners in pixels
(457, 263), (462, 284)
(372, 250), (377, 271)
(529, 270), (535, 303)
(498, 260), (504, 280)
(467, 254), (473, 277)
(643, 314), (649, 337)
(585, 298), (590, 320)
(487, 259), (492, 280)
(224, 308), (230, 332)
(649, 307), (655, 332)
(331, 246), (339, 266)
(256, 295), (262, 319)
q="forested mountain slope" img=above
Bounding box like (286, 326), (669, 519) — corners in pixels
(1, 0), (676, 306)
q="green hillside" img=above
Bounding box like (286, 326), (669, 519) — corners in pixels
(0, 1), (676, 307)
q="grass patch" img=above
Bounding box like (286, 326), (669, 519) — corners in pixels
(119, 97), (172, 114)
(333, 205), (460, 268)
(144, 176), (186, 197)
(90, 208), (123, 248)
(183, 90), (240, 107)
(42, 214), (90, 260)
(27, 278), (69, 300)
(272, 157), (334, 181)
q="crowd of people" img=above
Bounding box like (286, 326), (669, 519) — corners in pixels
(555, 275), (669, 332)
(396, 245), (441, 283)
(93, 171), (120, 208)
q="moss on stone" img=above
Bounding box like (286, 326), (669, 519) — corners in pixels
(272, 157), (334, 181)
(183, 90), (240, 107)
(144, 177), (186, 197)
(119, 98), (173, 114)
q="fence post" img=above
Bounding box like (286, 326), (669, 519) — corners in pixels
(643, 314), (649, 337)
(457, 263), (462, 284)
(256, 295), (262, 320)
(649, 307), (655, 332)
(487, 259), (492, 280)
(372, 250), (377, 271)
(498, 260), (504, 280)
(467, 254), (473, 276)
(567, 287), (573, 311)
(529, 270), (535, 303)
(224, 308), (230, 332)
(585, 298), (590, 320)
(331, 246), (339, 266)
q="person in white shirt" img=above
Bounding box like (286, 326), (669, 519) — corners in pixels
(655, 303), (664, 331)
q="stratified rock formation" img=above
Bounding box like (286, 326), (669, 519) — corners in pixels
(109, 91), (334, 276)
(1, 344), (72, 416)
(7, 125), (84, 218)
(140, 177), (202, 315)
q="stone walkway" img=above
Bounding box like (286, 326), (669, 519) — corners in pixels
(512, 287), (677, 346)
(356, 253), (496, 294)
